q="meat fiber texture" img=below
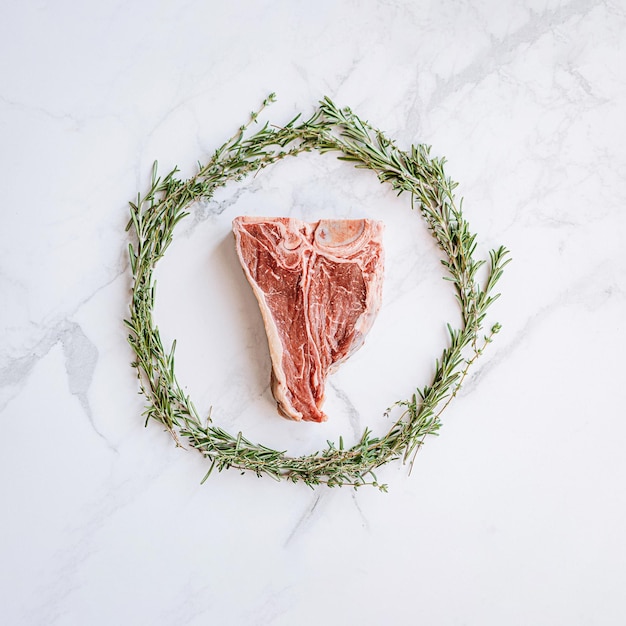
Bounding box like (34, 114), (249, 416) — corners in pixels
(233, 216), (384, 423)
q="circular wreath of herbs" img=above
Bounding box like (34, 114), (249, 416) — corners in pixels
(125, 95), (510, 491)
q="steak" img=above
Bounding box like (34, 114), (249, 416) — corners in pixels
(233, 216), (384, 423)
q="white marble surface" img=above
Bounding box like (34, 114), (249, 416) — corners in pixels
(2, 1), (626, 624)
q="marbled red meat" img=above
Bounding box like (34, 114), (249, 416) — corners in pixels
(233, 216), (384, 422)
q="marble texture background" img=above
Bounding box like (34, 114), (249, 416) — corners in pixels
(2, 0), (625, 624)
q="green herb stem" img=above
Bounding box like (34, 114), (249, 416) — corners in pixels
(125, 95), (510, 490)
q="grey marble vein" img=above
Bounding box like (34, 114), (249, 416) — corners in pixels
(284, 492), (324, 546)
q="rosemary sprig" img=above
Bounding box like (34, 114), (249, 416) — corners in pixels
(125, 95), (510, 491)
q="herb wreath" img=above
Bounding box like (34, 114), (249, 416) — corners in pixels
(125, 95), (510, 491)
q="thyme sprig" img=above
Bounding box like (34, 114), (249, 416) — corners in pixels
(125, 95), (510, 491)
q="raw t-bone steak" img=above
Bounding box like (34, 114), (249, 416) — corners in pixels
(233, 216), (384, 422)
